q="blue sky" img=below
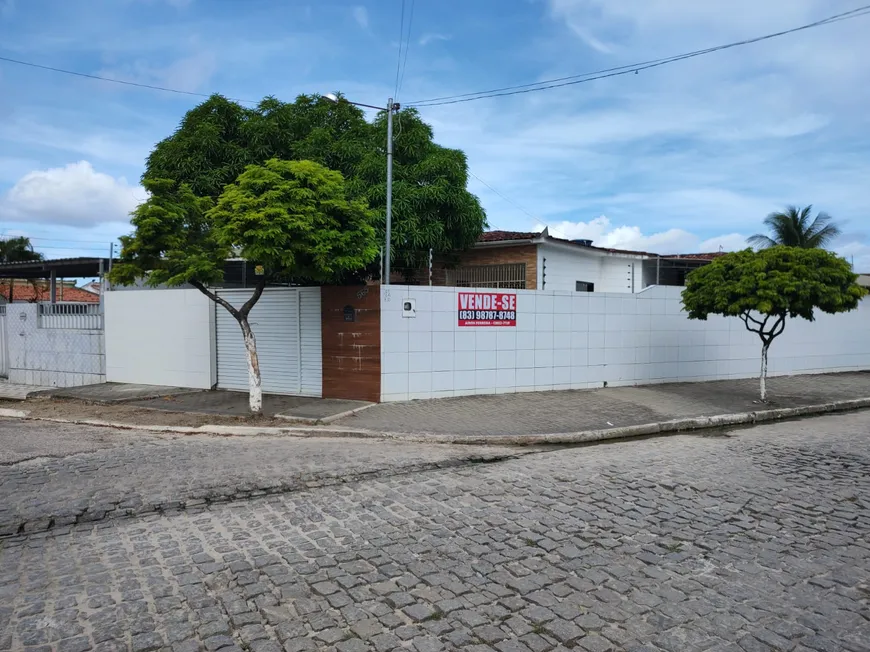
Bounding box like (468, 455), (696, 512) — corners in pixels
(1, 0), (869, 268)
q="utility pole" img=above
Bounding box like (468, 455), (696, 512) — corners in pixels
(323, 93), (399, 286)
(106, 242), (114, 292)
(385, 98), (395, 286)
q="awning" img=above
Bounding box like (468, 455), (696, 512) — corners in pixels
(0, 257), (112, 279)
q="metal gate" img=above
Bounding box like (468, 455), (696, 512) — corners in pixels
(0, 305), (7, 378)
(215, 288), (322, 396)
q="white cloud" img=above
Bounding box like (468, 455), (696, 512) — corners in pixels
(535, 216), (727, 253)
(531, 216), (870, 269)
(416, 0), (870, 261)
(1, 161), (144, 226)
(130, 0), (193, 7)
(698, 233), (748, 253)
(419, 33), (451, 46)
(838, 240), (870, 273)
(547, 0), (823, 52)
(97, 51), (217, 93)
(0, 119), (151, 167)
(352, 6), (369, 29)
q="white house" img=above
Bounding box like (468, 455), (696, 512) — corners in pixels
(438, 229), (721, 293)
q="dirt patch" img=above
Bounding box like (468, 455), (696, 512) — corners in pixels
(0, 398), (293, 429)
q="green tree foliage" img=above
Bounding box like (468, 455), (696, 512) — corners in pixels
(209, 159), (378, 283)
(144, 93), (486, 273)
(111, 160), (378, 413)
(682, 247), (865, 401)
(747, 205), (841, 249)
(0, 237), (44, 303)
(0, 236), (44, 263)
(110, 179), (225, 289)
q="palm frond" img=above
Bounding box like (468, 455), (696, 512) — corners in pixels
(747, 233), (778, 249)
(753, 205), (840, 250)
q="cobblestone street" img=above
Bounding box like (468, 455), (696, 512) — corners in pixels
(0, 422), (519, 537)
(2, 411), (869, 651)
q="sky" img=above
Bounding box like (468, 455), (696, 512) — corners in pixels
(0, 0), (869, 269)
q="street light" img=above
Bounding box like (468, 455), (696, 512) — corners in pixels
(324, 92), (400, 285)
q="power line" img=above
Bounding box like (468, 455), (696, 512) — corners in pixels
(393, 0), (407, 98)
(409, 5), (870, 107)
(0, 55), (259, 104)
(1, 233), (121, 245)
(396, 0), (416, 100)
(468, 171), (568, 239)
(2, 235), (120, 245)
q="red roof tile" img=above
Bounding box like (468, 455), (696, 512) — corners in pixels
(0, 282), (101, 303)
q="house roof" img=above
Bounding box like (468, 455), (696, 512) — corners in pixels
(0, 281), (101, 303)
(476, 230), (652, 257)
(476, 231), (725, 260)
(661, 252), (727, 261)
(478, 230), (539, 242)
(0, 256), (111, 279)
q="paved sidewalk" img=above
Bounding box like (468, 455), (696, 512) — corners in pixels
(34, 382), (199, 403)
(336, 371), (870, 436)
(127, 391), (370, 420)
(31, 383), (371, 421)
(0, 382), (52, 400)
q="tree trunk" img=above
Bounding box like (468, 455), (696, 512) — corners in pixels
(760, 343), (769, 402)
(190, 278), (268, 415)
(239, 317), (263, 414)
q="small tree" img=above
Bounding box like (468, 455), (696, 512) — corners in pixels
(111, 159), (378, 413)
(682, 247), (866, 402)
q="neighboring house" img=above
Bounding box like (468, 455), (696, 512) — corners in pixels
(80, 281), (102, 295)
(0, 280), (102, 303)
(432, 229), (723, 293)
(857, 274), (870, 289)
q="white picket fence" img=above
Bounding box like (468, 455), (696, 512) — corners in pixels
(37, 302), (103, 330)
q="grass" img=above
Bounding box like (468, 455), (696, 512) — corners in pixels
(423, 610), (444, 622)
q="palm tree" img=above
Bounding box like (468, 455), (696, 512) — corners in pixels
(747, 205), (841, 249)
(0, 236), (44, 263)
(0, 237), (44, 303)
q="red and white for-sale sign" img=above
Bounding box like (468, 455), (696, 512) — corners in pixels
(457, 292), (517, 327)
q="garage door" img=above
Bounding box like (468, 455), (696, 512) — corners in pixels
(215, 288), (322, 396)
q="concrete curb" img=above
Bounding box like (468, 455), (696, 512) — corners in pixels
(273, 401), (377, 426)
(4, 397), (870, 445)
(0, 408), (30, 419)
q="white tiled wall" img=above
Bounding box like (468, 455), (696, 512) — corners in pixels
(5, 303), (105, 387)
(380, 285), (870, 402)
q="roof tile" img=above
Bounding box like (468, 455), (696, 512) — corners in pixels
(0, 282), (100, 303)
(477, 230), (538, 242)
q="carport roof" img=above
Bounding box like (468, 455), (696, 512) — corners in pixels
(0, 257), (111, 279)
